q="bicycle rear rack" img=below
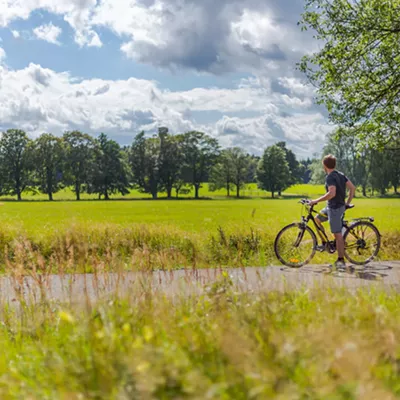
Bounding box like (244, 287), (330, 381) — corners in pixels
(351, 217), (375, 223)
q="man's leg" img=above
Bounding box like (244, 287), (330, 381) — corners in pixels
(328, 206), (346, 267)
(334, 232), (345, 259)
(316, 208), (328, 236)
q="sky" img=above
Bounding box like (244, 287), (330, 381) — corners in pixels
(0, 0), (332, 159)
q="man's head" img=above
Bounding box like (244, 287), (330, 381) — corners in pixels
(322, 154), (336, 173)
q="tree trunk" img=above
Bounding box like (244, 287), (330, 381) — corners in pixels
(75, 183), (81, 201)
(362, 184), (367, 197)
(152, 191), (158, 199)
(194, 184), (200, 199)
(236, 185), (240, 198)
(278, 190), (282, 197)
(16, 178), (22, 201)
(395, 185), (398, 194)
(227, 182), (230, 197)
(104, 190), (110, 200)
(271, 191), (275, 199)
(48, 192), (53, 201)
(167, 186), (172, 199)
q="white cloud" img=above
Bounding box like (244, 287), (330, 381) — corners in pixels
(0, 0), (312, 73)
(11, 30), (20, 38)
(33, 23), (62, 45)
(0, 0), (99, 48)
(0, 63), (331, 157)
(0, 1), (330, 157)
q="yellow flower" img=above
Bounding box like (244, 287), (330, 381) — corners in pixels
(136, 361), (150, 373)
(95, 330), (105, 339)
(132, 337), (144, 349)
(58, 310), (75, 324)
(143, 326), (154, 342)
(122, 323), (131, 333)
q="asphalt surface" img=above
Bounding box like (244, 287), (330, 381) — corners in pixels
(1, 261), (400, 304)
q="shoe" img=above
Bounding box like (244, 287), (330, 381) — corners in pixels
(315, 243), (327, 252)
(330, 260), (347, 271)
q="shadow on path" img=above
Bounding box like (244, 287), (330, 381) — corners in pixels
(279, 263), (394, 282)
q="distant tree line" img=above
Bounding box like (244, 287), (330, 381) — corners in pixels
(0, 128), (311, 201)
(310, 130), (400, 196)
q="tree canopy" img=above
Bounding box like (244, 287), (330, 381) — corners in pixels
(299, 0), (400, 149)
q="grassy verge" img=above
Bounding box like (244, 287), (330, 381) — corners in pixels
(0, 223), (399, 273)
(1, 280), (400, 398)
(0, 198), (398, 272)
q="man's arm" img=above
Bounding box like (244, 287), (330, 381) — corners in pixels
(346, 180), (356, 205)
(310, 185), (336, 206)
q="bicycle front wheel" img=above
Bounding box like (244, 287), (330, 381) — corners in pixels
(344, 221), (381, 265)
(274, 223), (317, 268)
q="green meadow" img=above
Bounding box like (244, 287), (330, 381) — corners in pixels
(0, 186), (399, 399)
(0, 188), (398, 272)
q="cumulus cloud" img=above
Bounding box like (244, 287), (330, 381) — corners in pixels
(0, 0), (312, 74)
(0, 1), (330, 157)
(11, 30), (20, 38)
(0, 0), (100, 48)
(0, 63), (331, 157)
(33, 23), (62, 45)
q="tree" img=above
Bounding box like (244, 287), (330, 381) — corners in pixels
(246, 155), (259, 183)
(181, 132), (219, 199)
(158, 128), (183, 198)
(31, 134), (64, 201)
(257, 145), (291, 198)
(388, 148), (400, 194)
(300, 0), (400, 149)
(0, 129), (33, 201)
(209, 149), (235, 196)
(369, 149), (392, 196)
(276, 142), (301, 194)
(299, 158), (313, 184)
(230, 148), (251, 198)
(129, 132), (162, 199)
(63, 131), (96, 201)
(88, 133), (130, 200)
(310, 158), (326, 185)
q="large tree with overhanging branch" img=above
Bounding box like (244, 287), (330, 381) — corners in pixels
(299, 0), (400, 149)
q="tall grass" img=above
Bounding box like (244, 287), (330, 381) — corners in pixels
(0, 277), (400, 398)
(0, 223), (398, 274)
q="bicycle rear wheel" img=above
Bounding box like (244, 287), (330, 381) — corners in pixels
(344, 221), (381, 265)
(274, 223), (317, 268)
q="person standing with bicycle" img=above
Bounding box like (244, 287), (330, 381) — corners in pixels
(309, 155), (356, 269)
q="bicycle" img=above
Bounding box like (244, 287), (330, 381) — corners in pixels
(274, 199), (381, 268)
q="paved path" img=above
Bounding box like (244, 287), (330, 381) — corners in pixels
(1, 261), (400, 304)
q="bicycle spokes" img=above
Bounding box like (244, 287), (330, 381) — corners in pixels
(344, 222), (380, 265)
(275, 224), (317, 268)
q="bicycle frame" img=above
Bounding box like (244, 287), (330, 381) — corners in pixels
(300, 201), (376, 250)
(300, 208), (330, 245)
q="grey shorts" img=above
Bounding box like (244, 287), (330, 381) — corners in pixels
(317, 206), (345, 234)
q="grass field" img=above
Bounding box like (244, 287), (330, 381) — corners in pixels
(0, 183), (327, 201)
(0, 194), (398, 272)
(0, 188), (399, 398)
(2, 283), (400, 399)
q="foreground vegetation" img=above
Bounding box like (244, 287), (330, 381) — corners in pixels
(0, 198), (398, 272)
(1, 282), (400, 399)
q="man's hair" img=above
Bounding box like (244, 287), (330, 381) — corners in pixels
(323, 154), (336, 169)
